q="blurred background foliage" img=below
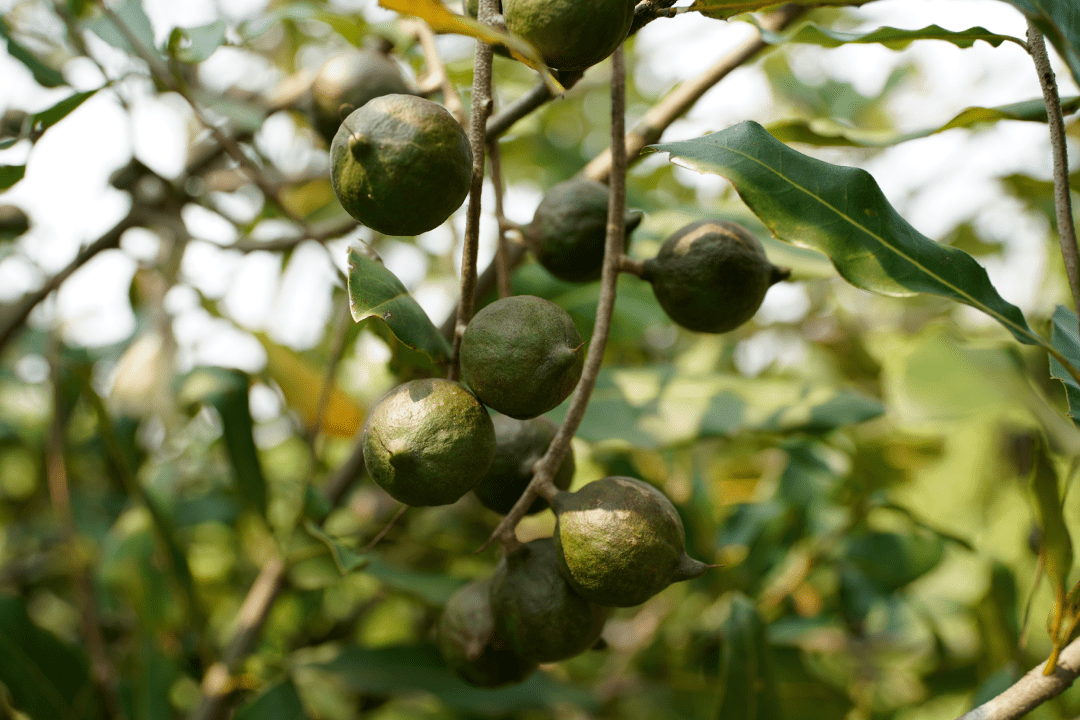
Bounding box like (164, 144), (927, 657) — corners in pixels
(1, 0), (1080, 719)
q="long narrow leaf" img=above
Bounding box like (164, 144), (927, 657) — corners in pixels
(1031, 442), (1072, 599)
(687, 0), (876, 20)
(33, 90), (98, 132)
(716, 594), (780, 720)
(755, 21), (1024, 50)
(649, 122), (1042, 351)
(1051, 305), (1080, 425)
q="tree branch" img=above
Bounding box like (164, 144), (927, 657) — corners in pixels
(1027, 21), (1080, 319)
(485, 44), (628, 549)
(955, 637), (1080, 720)
(581, 3), (807, 183)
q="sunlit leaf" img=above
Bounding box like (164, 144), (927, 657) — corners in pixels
(179, 367), (268, 516)
(314, 644), (598, 713)
(0, 165), (25, 190)
(649, 122), (1042, 350)
(348, 246), (451, 364)
(377, 0), (560, 91)
(0, 595), (94, 720)
(88, 0), (164, 62)
(766, 96), (1080, 148)
(755, 21), (1024, 50)
(715, 594), (780, 720)
(1031, 441), (1072, 601)
(1002, 0), (1080, 87)
(257, 334), (365, 438)
(0, 20), (66, 87)
(1051, 305), (1080, 425)
(167, 20), (227, 63)
(235, 679), (309, 720)
(688, 0), (877, 20)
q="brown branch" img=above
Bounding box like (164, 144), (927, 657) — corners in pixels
(228, 217), (359, 253)
(628, 0), (679, 36)
(581, 3), (807, 183)
(485, 81), (554, 139)
(407, 19), (466, 124)
(448, 1), (498, 380)
(485, 44), (628, 549)
(0, 209), (139, 354)
(488, 139), (514, 298)
(955, 637), (1080, 720)
(618, 254), (645, 276)
(1027, 21), (1080, 319)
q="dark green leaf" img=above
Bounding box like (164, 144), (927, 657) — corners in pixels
(688, 0), (876, 20)
(1002, 0), (1080, 87)
(362, 557), (467, 606)
(650, 122), (1041, 349)
(1031, 441), (1072, 595)
(843, 530), (945, 592)
(127, 637), (178, 720)
(1051, 305), (1080, 425)
(179, 367), (267, 516)
(757, 22), (1024, 50)
(0, 595), (96, 720)
(89, 0), (164, 62)
(304, 522), (369, 574)
(313, 644), (598, 713)
(0, 138), (17, 150)
(766, 96), (1080, 148)
(0, 165), (25, 190)
(348, 246), (451, 364)
(715, 594), (780, 720)
(235, 680), (308, 720)
(33, 90), (98, 132)
(167, 20), (227, 63)
(0, 20), (67, 87)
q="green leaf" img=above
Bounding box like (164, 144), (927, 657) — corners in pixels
(687, 0), (876, 20)
(304, 522), (369, 574)
(1002, 0), (1080, 87)
(33, 90), (99, 132)
(715, 594), (780, 720)
(235, 680), (309, 720)
(313, 644), (598, 713)
(756, 21), (1024, 50)
(179, 367), (267, 516)
(1051, 305), (1080, 425)
(766, 96), (1080, 148)
(347, 246), (451, 364)
(0, 165), (25, 190)
(0, 20), (67, 87)
(1031, 441), (1072, 597)
(0, 595), (96, 720)
(843, 530), (945, 592)
(127, 637), (178, 720)
(362, 557), (467, 606)
(89, 0), (164, 62)
(167, 20), (227, 63)
(649, 121), (1040, 348)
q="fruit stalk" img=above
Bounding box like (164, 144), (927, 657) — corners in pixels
(486, 45), (628, 549)
(449, 0), (498, 380)
(1026, 21), (1080, 322)
(406, 19), (467, 124)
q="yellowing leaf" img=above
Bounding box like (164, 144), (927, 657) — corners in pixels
(258, 335), (365, 438)
(377, 0), (561, 92)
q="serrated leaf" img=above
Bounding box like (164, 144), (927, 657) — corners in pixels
(716, 594), (780, 720)
(649, 121), (1042, 350)
(767, 96), (1080, 148)
(347, 247), (451, 364)
(235, 680), (309, 720)
(167, 20), (227, 63)
(1031, 441), (1072, 598)
(179, 367), (267, 517)
(33, 90), (98, 132)
(0, 165), (25, 190)
(377, 0), (560, 92)
(0, 595), (95, 720)
(0, 20), (67, 87)
(305, 522), (369, 573)
(1051, 305), (1080, 425)
(756, 21), (1024, 50)
(688, 0), (876, 20)
(89, 0), (164, 62)
(1002, 0), (1080, 87)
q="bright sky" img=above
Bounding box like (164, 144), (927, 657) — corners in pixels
(0, 0), (1076, 378)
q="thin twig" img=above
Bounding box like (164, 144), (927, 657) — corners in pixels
(485, 82), (554, 139)
(363, 504), (409, 551)
(228, 217), (359, 253)
(1027, 21), (1080, 319)
(628, 0), (679, 36)
(488, 139), (514, 298)
(618, 254), (645, 277)
(448, 1), (498, 380)
(582, 3), (807, 183)
(955, 636), (1080, 720)
(407, 19), (466, 124)
(0, 209), (139, 353)
(485, 44), (628, 550)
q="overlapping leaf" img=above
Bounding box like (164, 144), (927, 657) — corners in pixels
(1051, 305), (1080, 425)
(1003, 0), (1080, 87)
(649, 122), (1041, 349)
(1031, 441), (1072, 605)
(767, 95), (1080, 148)
(348, 246), (451, 364)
